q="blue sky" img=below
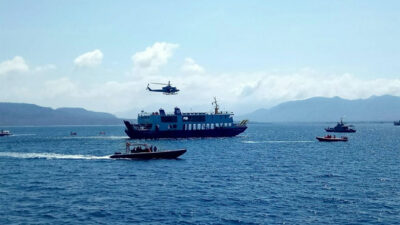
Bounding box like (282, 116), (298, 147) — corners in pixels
(1, 1), (400, 116)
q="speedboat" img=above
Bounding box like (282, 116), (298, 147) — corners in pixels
(110, 143), (186, 159)
(316, 135), (348, 142)
(0, 130), (12, 137)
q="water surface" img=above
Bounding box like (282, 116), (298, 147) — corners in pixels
(0, 123), (399, 224)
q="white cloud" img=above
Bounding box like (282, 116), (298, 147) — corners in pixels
(2, 64), (400, 116)
(74, 49), (103, 67)
(181, 58), (205, 74)
(132, 42), (178, 74)
(34, 64), (57, 72)
(44, 77), (79, 97)
(0, 56), (29, 75)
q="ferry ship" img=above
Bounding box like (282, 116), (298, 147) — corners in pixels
(123, 99), (248, 139)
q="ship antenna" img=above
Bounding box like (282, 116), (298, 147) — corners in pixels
(212, 97), (219, 114)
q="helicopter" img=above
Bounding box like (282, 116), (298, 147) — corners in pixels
(146, 81), (180, 95)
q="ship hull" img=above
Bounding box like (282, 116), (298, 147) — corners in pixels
(110, 149), (186, 159)
(325, 128), (356, 133)
(124, 121), (247, 139)
(316, 137), (348, 142)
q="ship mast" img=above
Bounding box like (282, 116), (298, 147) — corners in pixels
(212, 97), (219, 114)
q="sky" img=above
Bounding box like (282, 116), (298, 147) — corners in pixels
(1, 0), (400, 117)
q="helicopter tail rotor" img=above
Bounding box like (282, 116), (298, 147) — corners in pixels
(146, 84), (152, 91)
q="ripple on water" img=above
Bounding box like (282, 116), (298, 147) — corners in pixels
(1, 124), (400, 224)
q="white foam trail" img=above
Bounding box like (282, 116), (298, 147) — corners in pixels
(0, 152), (110, 160)
(242, 141), (259, 144)
(62, 136), (127, 140)
(242, 140), (313, 144)
(9, 134), (37, 136)
(264, 140), (313, 143)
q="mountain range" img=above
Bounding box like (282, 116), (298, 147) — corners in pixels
(241, 95), (400, 122)
(0, 103), (123, 126)
(1, 95), (400, 125)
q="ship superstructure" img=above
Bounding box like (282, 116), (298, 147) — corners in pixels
(325, 118), (356, 133)
(124, 99), (247, 139)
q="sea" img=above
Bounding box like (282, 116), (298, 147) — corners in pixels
(0, 123), (399, 224)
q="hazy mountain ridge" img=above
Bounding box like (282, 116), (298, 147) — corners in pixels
(0, 103), (122, 125)
(241, 95), (400, 122)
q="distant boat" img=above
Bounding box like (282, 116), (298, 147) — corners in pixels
(316, 135), (348, 142)
(325, 118), (356, 133)
(0, 130), (12, 137)
(394, 121), (400, 126)
(99, 131), (106, 135)
(110, 143), (186, 159)
(70, 132), (77, 136)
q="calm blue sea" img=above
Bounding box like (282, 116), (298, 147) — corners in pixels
(0, 123), (399, 224)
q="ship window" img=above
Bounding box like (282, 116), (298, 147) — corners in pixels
(189, 124), (192, 130)
(187, 115), (206, 122)
(161, 116), (177, 123)
(168, 124), (177, 129)
(211, 124), (214, 129)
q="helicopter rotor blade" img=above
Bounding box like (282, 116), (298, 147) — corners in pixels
(151, 82), (168, 85)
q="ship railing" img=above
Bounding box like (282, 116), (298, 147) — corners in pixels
(238, 119), (249, 126)
(139, 111), (234, 116)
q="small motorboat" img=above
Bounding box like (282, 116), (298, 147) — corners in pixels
(316, 135), (348, 142)
(0, 130), (12, 137)
(70, 132), (77, 136)
(110, 143), (186, 159)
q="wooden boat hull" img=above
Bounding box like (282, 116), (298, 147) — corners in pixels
(110, 149), (186, 159)
(316, 137), (348, 142)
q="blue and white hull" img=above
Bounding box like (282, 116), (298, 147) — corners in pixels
(124, 120), (247, 139)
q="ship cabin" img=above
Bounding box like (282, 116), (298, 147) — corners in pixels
(136, 107), (235, 131)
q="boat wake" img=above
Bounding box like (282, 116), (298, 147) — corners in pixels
(62, 136), (127, 140)
(0, 152), (110, 160)
(9, 134), (37, 136)
(242, 140), (313, 144)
